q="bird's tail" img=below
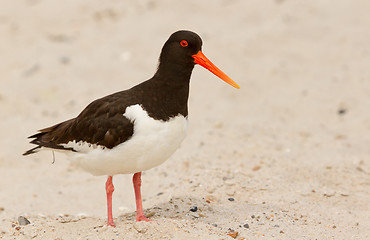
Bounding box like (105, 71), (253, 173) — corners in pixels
(23, 119), (74, 156)
(23, 146), (42, 155)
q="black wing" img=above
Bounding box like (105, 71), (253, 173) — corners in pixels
(23, 91), (135, 155)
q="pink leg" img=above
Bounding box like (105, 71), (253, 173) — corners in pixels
(133, 172), (153, 222)
(105, 176), (116, 227)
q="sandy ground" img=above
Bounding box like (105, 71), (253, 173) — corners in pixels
(0, 0), (369, 239)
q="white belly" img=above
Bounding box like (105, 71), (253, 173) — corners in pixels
(62, 104), (188, 176)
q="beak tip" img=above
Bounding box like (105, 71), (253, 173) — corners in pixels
(193, 51), (240, 90)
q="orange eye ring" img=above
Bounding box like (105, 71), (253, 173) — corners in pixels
(180, 40), (188, 47)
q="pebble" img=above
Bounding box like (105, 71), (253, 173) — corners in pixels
(323, 192), (336, 197)
(146, 211), (155, 218)
(133, 222), (148, 233)
(243, 223), (249, 228)
(227, 229), (239, 238)
(198, 213), (207, 217)
(189, 206), (198, 212)
(228, 198), (235, 201)
(226, 190), (235, 196)
(77, 213), (87, 219)
(190, 212), (200, 218)
(252, 165), (261, 171)
(205, 195), (217, 203)
(338, 108), (347, 115)
(18, 216), (31, 226)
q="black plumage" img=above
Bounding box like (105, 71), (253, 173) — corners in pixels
(24, 30), (203, 155)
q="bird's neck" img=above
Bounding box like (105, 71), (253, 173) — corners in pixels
(154, 62), (194, 87)
(138, 63), (193, 120)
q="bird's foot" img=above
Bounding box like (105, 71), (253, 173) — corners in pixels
(136, 215), (155, 222)
(107, 220), (116, 227)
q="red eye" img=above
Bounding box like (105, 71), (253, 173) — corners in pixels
(180, 40), (188, 47)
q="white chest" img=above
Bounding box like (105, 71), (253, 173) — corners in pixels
(63, 104), (188, 176)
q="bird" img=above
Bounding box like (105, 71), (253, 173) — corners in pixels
(23, 30), (239, 227)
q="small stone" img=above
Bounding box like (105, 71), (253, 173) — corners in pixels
(323, 192), (336, 197)
(227, 229), (239, 238)
(252, 165), (261, 171)
(338, 108), (346, 115)
(190, 206), (198, 212)
(18, 216), (31, 226)
(243, 223), (249, 228)
(251, 215), (255, 219)
(77, 213), (87, 219)
(226, 190), (235, 196)
(133, 222), (148, 233)
(198, 213), (207, 217)
(146, 211), (155, 218)
(212, 223), (218, 227)
(228, 198), (235, 202)
(190, 212), (200, 218)
(205, 195), (217, 203)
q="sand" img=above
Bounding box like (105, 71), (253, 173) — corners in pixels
(0, 0), (369, 239)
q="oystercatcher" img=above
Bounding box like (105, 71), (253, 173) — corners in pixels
(24, 30), (239, 227)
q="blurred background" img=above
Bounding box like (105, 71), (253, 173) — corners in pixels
(0, 0), (369, 238)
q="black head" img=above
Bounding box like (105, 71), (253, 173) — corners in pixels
(158, 30), (203, 70)
(155, 30), (240, 89)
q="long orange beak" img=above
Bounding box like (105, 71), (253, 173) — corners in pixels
(192, 51), (240, 89)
